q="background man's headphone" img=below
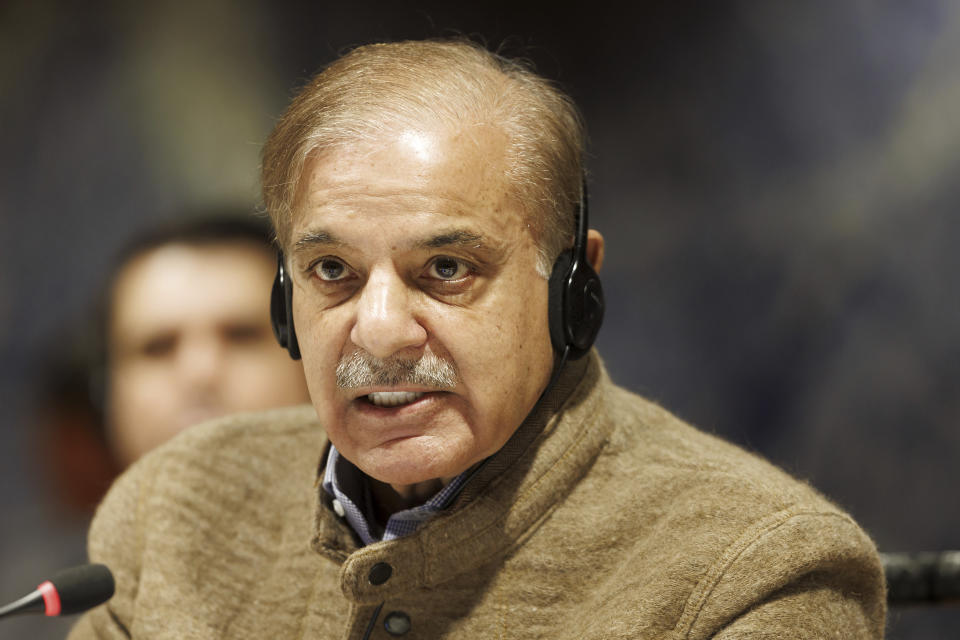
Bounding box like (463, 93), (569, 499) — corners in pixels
(270, 178), (604, 363)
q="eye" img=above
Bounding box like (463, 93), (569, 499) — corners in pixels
(140, 333), (177, 358)
(222, 323), (267, 345)
(428, 256), (469, 281)
(312, 257), (351, 282)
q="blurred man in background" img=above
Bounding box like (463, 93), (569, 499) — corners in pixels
(36, 214), (313, 507)
(102, 216), (311, 467)
(6, 214), (312, 640)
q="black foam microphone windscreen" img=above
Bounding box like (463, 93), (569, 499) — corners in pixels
(48, 564), (115, 615)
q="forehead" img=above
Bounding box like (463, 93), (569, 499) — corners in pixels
(110, 243), (274, 336)
(291, 125), (524, 245)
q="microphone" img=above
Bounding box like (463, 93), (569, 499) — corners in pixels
(883, 551), (960, 605)
(0, 564), (115, 619)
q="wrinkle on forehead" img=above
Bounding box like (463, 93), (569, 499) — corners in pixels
(292, 225), (510, 263)
(296, 122), (510, 195)
(287, 122), (533, 258)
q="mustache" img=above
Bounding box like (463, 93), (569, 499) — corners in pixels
(335, 350), (459, 390)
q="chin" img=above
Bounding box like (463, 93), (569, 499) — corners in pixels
(358, 435), (472, 487)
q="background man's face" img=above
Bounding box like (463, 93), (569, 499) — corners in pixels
(290, 124), (555, 487)
(107, 242), (311, 467)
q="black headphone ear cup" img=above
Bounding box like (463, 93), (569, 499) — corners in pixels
(548, 250), (574, 354)
(565, 262), (604, 359)
(270, 257), (301, 360)
(547, 249), (605, 360)
(283, 268), (301, 360)
(270, 267), (290, 350)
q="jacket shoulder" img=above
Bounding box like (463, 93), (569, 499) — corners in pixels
(559, 382), (885, 637)
(94, 403), (324, 532)
(76, 405), (325, 637)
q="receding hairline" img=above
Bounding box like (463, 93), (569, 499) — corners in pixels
(285, 118), (522, 240)
(262, 38), (585, 271)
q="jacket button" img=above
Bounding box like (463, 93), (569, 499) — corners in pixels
(368, 562), (392, 585)
(383, 611), (411, 635)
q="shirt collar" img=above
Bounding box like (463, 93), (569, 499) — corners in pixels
(322, 445), (471, 546)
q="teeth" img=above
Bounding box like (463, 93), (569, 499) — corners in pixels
(367, 391), (425, 407)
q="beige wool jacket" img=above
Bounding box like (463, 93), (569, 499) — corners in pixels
(69, 352), (886, 639)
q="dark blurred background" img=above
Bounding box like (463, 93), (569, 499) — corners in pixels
(1, 1), (958, 637)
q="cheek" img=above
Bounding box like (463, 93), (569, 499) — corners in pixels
(500, 273), (550, 349)
(221, 349), (310, 406)
(106, 367), (169, 462)
(293, 305), (350, 413)
(454, 282), (553, 401)
(293, 297), (333, 366)
(110, 365), (166, 414)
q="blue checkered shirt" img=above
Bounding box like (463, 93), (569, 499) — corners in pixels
(321, 445), (470, 546)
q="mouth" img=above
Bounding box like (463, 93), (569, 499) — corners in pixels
(365, 391), (426, 408)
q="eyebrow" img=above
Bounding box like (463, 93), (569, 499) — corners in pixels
(292, 230), (344, 254)
(291, 227), (502, 256)
(418, 230), (486, 250)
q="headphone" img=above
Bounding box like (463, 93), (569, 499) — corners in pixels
(547, 178), (605, 362)
(270, 177), (604, 363)
(271, 250), (301, 360)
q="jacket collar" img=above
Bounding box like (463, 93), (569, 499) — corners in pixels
(311, 350), (612, 603)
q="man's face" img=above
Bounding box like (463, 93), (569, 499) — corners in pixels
(107, 242), (311, 467)
(289, 124), (555, 488)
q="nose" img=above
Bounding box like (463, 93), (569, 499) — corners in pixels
(350, 266), (427, 359)
(177, 332), (224, 394)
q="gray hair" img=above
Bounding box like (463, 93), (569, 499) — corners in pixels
(261, 39), (585, 276)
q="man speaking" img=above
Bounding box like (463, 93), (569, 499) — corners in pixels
(70, 40), (885, 638)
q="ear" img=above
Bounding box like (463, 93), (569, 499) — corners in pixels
(586, 229), (605, 272)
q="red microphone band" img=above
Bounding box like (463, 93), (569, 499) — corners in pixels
(37, 581), (61, 617)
